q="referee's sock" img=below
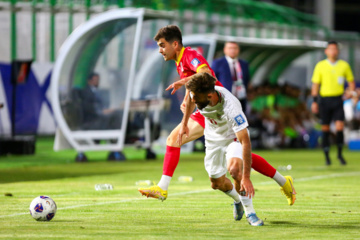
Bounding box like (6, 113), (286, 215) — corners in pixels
(336, 131), (347, 165)
(322, 131), (331, 165)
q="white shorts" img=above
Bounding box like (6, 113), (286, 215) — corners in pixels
(204, 140), (243, 179)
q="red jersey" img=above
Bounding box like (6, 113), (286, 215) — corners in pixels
(175, 47), (223, 87)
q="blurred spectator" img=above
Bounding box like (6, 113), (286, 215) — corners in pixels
(81, 73), (122, 130)
(344, 88), (360, 130)
(247, 83), (318, 149)
(211, 42), (250, 113)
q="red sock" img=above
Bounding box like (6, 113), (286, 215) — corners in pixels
(162, 146), (181, 177)
(251, 153), (276, 178)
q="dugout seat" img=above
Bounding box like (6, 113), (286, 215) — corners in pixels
(61, 88), (84, 131)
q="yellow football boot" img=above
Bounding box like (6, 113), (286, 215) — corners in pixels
(280, 176), (296, 206)
(138, 185), (168, 201)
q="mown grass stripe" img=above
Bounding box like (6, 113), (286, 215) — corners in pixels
(1, 171), (359, 219)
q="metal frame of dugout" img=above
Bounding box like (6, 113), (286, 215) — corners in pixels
(181, 34), (327, 86)
(51, 8), (327, 161)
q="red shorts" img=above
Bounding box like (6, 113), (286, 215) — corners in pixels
(190, 109), (205, 128)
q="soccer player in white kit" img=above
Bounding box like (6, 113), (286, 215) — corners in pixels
(178, 72), (264, 226)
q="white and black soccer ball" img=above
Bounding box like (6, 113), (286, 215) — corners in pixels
(29, 196), (57, 221)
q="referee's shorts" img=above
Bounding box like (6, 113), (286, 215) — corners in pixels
(319, 96), (345, 125)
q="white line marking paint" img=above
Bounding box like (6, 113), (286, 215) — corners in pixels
(1, 171), (359, 218)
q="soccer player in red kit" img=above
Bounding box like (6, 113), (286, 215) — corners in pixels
(138, 25), (296, 208)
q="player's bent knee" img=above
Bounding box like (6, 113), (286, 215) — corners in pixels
(166, 131), (179, 147)
(211, 181), (222, 190)
(210, 176), (226, 190)
(210, 179), (221, 190)
(229, 165), (240, 180)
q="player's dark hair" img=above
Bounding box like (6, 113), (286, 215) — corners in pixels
(154, 25), (183, 45)
(327, 40), (338, 47)
(88, 72), (99, 81)
(186, 73), (216, 94)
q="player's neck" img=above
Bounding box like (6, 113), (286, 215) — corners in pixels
(327, 57), (337, 63)
(209, 91), (220, 107)
(174, 46), (184, 62)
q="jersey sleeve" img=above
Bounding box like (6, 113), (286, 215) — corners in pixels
(224, 97), (249, 133)
(311, 62), (322, 84)
(186, 51), (209, 73)
(344, 62), (354, 82)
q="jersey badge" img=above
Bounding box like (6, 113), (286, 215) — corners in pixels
(191, 58), (200, 68)
(234, 114), (246, 126)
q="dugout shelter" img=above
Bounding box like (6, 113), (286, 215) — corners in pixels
(51, 8), (173, 160)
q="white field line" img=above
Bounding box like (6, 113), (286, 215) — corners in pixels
(1, 171), (359, 219)
(256, 171), (360, 186)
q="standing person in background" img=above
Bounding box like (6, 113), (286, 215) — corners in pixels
(212, 42), (250, 113)
(311, 41), (356, 165)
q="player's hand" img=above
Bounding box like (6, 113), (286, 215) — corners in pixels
(166, 79), (186, 95)
(177, 124), (189, 146)
(311, 102), (318, 114)
(240, 177), (254, 199)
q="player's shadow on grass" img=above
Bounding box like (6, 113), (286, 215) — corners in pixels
(269, 221), (359, 230)
(268, 221), (295, 225)
(52, 220), (84, 223)
(0, 162), (132, 183)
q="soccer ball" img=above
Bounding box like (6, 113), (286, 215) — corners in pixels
(29, 196), (57, 221)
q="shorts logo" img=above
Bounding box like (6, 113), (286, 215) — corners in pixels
(191, 58), (200, 67)
(234, 114), (246, 126)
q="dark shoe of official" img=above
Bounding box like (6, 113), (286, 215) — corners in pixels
(325, 156), (331, 166)
(337, 156), (347, 165)
(146, 148), (156, 160)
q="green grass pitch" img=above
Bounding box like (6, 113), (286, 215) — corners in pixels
(0, 137), (359, 239)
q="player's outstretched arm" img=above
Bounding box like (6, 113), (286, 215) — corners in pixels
(177, 93), (196, 146)
(235, 129), (254, 198)
(180, 89), (190, 114)
(166, 77), (189, 95)
(166, 66), (217, 95)
(197, 65), (214, 76)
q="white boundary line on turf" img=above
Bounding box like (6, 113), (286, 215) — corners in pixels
(255, 171), (360, 186)
(1, 171), (359, 219)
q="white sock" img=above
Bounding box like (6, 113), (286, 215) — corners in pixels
(240, 195), (256, 216)
(224, 185), (241, 203)
(273, 171), (286, 187)
(157, 175), (172, 190)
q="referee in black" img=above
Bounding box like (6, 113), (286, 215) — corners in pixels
(311, 41), (356, 165)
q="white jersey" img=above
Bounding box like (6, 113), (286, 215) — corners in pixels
(199, 86), (248, 142)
